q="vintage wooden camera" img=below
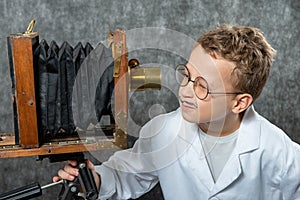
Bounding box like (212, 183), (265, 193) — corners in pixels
(0, 20), (161, 159)
(0, 20), (161, 199)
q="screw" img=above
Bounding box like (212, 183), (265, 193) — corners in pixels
(79, 163), (86, 169)
(71, 186), (77, 193)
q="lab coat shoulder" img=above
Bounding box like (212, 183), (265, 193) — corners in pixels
(138, 108), (183, 150)
(245, 109), (300, 198)
(258, 113), (300, 173)
(240, 107), (299, 164)
(260, 116), (300, 197)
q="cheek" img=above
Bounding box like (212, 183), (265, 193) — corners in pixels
(202, 97), (231, 121)
(179, 92), (232, 123)
(178, 87), (183, 97)
(195, 97), (230, 123)
(196, 101), (213, 123)
(178, 83), (195, 98)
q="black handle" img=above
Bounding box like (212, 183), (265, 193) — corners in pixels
(0, 182), (42, 200)
(78, 162), (98, 200)
(54, 152), (99, 200)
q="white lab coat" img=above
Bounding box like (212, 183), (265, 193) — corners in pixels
(95, 106), (300, 200)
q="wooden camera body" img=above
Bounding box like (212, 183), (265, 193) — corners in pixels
(0, 22), (161, 159)
(0, 28), (131, 158)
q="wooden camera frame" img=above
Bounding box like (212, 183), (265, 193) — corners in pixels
(0, 29), (129, 158)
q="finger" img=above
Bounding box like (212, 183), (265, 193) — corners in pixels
(64, 164), (79, 176)
(53, 176), (61, 182)
(68, 160), (78, 167)
(58, 169), (76, 181)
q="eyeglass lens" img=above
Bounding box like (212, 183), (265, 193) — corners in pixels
(175, 64), (209, 99)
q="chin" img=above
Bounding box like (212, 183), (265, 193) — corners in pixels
(181, 108), (198, 123)
(181, 107), (213, 124)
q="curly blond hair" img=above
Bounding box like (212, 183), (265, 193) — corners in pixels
(198, 24), (276, 102)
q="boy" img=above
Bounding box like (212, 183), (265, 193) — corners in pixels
(54, 24), (300, 199)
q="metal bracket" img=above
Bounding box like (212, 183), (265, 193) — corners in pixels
(113, 43), (123, 77)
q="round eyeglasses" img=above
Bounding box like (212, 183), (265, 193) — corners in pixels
(175, 64), (243, 100)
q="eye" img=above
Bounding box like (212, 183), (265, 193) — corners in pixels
(195, 77), (208, 89)
(175, 64), (190, 86)
(197, 82), (206, 89)
(180, 68), (190, 79)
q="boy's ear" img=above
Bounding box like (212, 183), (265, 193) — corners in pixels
(232, 94), (253, 114)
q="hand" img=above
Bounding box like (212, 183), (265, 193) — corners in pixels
(53, 160), (78, 182)
(53, 160), (101, 190)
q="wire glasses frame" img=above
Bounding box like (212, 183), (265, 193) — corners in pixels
(175, 64), (243, 100)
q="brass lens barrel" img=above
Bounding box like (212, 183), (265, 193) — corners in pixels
(130, 67), (161, 91)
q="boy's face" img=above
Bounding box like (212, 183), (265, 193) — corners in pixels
(178, 45), (237, 125)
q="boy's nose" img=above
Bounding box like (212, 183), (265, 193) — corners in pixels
(179, 82), (195, 98)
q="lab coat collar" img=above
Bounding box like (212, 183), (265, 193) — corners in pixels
(234, 105), (261, 155)
(211, 106), (261, 196)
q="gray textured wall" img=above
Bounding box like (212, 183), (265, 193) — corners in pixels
(0, 0), (299, 199)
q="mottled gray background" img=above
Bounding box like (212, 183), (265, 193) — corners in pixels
(0, 0), (299, 199)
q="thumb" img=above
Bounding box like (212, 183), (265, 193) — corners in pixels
(85, 160), (101, 189)
(86, 159), (95, 170)
(53, 176), (61, 182)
